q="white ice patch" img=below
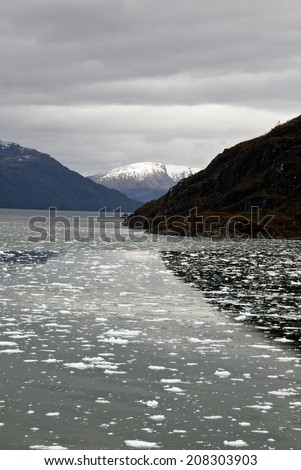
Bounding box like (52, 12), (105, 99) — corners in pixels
(45, 412), (60, 417)
(246, 404), (272, 410)
(251, 430), (269, 434)
(139, 400), (159, 409)
(234, 315), (248, 322)
(224, 440), (248, 448)
(203, 416), (223, 420)
(0, 349), (24, 354)
(149, 415), (165, 422)
(104, 329), (140, 338)
(95, 398), (111, 404)
(125, 440), (160, 449)
(0, 341), (18, 346)
(63, 362), (92, 370)
(165, 386), (184, 393)
(268, 388), (298, 397)
(41, 358), (62, 364)
(160, 379), (182, 384)
(188, 337), (202, 343)
(30, 445), (67, 450)
(104, 369), (126, 374)
(274, 337), (293, 343)
(277, 357), (299, 362)
(99, 337), (128, 345)
(148, 366), (166, 370)
(239, 422), (251, 427)
(214, 370), (231, 378)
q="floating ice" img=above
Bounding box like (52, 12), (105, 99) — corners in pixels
(0, 349), (24, 354)
(41, 358), (62, 364)
(268, 388), (298, 397)
(188, 338), (201, 343)
(274, 337), (293, 343)
(99, 337), (128, 345)
(30, 445), (67, 450)
(251, 430), (269, 434)
(95, 398), (111, 404)
(277, 357), (299, 362)
(234, 315), (248, 322)
(224, 440), (248, 447)
(160, 379), (182, 384)
(125, 440), (160, 449)
(63, 362), (92, 370)
(140, 400), (159, 409)
(214, 370), (231, 378)
(104, 329), (140, 338)
(45, 412), (60, 417)
(165, 386), (184, 393)
(149, 415), (165, 422)
(203, 415), (223, 420)
(148, 366), (166, 370)
(104, 369), (126, 374)
(246, 404), (272, 410)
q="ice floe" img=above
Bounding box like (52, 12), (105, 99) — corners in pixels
(224, 440), (248, 447)
(125, 440), (160, 449)
(149, 415), (165, 422)
(214, 370), (231, 378)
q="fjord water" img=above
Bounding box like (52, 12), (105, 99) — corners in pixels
(0, 210), (301, 450)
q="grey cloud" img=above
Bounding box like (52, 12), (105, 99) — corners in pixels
(0, 0), (300, 173)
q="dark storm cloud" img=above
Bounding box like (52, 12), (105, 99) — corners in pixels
(0, 0), (300, 173)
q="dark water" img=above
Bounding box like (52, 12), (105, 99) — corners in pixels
(162, 243), (301, 346)
(0, 250), (58, 265)
(0, 210), (301, 450)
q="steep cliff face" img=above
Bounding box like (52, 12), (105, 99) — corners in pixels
(129, 116), (301, 237)
(132, 116), (301, 236)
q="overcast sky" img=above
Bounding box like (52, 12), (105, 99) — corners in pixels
(0, 0), (300, 175)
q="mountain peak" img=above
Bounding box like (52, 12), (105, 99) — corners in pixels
(88, 162), (201, 202)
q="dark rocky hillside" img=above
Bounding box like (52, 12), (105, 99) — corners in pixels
(0, 141), (141, 211)
(130, 115), (301, 238)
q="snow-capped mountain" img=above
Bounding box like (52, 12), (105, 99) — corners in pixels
(88, 162), (201, 202)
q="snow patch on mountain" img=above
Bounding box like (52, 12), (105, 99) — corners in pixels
(88, 162), (201, 202)
(91, 162), (200, 184)
(0, 140), (11, 149)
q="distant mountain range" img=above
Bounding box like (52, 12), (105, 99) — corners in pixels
(0, 140), (141, 211)
(88, 162), (201, 202)
(131, 115), (301, 238)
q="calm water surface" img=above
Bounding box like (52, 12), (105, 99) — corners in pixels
(0, 210), (301, 450)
